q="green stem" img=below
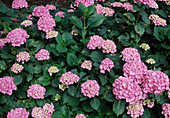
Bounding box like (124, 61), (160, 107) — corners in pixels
(136, 5), (143, 24)
(83, 16), (86, 40)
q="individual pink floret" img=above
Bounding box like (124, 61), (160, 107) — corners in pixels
(16, 52), (30, 64)
(46, 4), (56, 10)
(21, 20), (33, 27)
(32, 6), (51, 17)
(162, 103), (170, 118)
(112, 76), (143, 104)
(31, 107), (45, 118)
(43, 103), (55, 117)
(87, 35), (104, 50)
(7, 108), (29, 118)
(12, 0), (28, 9)
(81, 60), (92, 70)
(55, 11), (65, 18)
(60, 72), (80, 85)
(101, 39), (117, 54)
(27, 84), (46, 99)
(99, 58), (114, 73)
(75, 114), (86, 118)
(142, 70), (169, 95)
(35, 49), (50, 61)
(11, 63), (24, 74)
(0, 76), (17, 95)
(149, 14), (167, 26)
(81, 80), (100, 98)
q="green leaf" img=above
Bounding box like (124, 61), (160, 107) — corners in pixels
(55, 15), (62, 22)
(99, 75), (108, 86)
(0, 4), (7, 13)
(0, 60), (6, 70)
(90, 51), (103, 62)
(68, 97), (80, 106)
(90, 97), (100, 110)
(113, 100), (126, 116)
(87, 14), (105, 28)
(82, 101), (94, 112)
(60, 106), (67, 115)
(26, 74), (33, 82)
(141, 108), (150, 118)
(141, 10), (150, 25)
(122, 113), (131, 118)
(161, 43), (170, 49)
(36, 99), (46, 107)
(124, 13), (135, 21)
(3, 24), (11, 32)
(14, 75), (23, 85)
(78, 2), (88, 14)
(37, 76), (50, 86)
(87, 5), (95, 15)
(69, 16), (83, 28)
(67, 53), (78, 66)
(56, 43), (68, 53)
(118, 35), (130, 46)
(68, 86), (77, 96)
(0, 52), (14, 59)
(104, 90), (115, 102)
(135, 22), (145, 36)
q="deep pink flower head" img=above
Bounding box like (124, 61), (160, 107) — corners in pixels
(99, 58), (114, 73)
(16, 52), (30, 64)
(149, 14), (167, 26)
(35, 49), (50, 61)
(0, 76), (17, 95)
(101, 39), (117, 54)
(32, 6), (51, 17)
(60, 72), (80, 85)
(81, 60), (92, 70)
(142, 70), (169, 95)
(12, 0), (28, 9)
(7, 108), (29, 118)
(27, 84), (46, 99)
(46, 4), (56, 10)
(7, 28), (29, 47)
(31, 107), (45, 118)
(55, 11), (65, 18)
(43, 103), (55, 117)
(87, 35), (104, 50)
(123, 61), (147, 84)
(11, 63), (24, 74)
(162, 103), (170, 118)
(37, 16), (56, 33)
(81, 80), (100, 98)
(0, 38), (8, 48)
(121, 48), (141, 62)
(75, 114), (86, 118)
(126, 101), (144, 118)
(113, 76), (143, 104)
(74, 0), (94, 7)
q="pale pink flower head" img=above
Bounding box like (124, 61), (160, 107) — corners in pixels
(43, 103), (55, 117)
(46, 4), (56, 10)
(32, 6), (51, 17)
(27, 84), (46, 99)
(134, 0), (154, 4)
(81, 60), (92, 70)
(126, 101), (144, 118)
(60, 72), (80, 85)
(31, 107), (45, 118)
(0, 76), (17, 95)
(45, 30), (59, 39)
(149, 14), (167, 26)
(11, 63), (24, 74)
(7, 108), (29, 118)
(74, 0), (94, 7)
(87, 35), (104, 50)
(35, 49), (50, 61)
(142, 99), (154, 108)
(147, 1), (158, 9)
(142, 70), (169, 95)
(123, 3), (133, 11)
(112, 76), (143, 104)
(123, 61), (147, 84)
(121, 48), (141, 62)
(99, 58), (114, 73)
(110, 2), (123, 7)
(162, 103), (170, 118)
(21, 20), (33, 27)
(55, 11), (65, 18)
(0, 38), (8, 48)
(101, 39), (117, 54)
(95, 4), (115, 17)
(16, 52), (30, 64)
(48, 66), (59, 76)
(7, 28), (29, 47)
(75, 114), (86, 118)
(81, 80), (100, 98)
(12, 0), (28, 9)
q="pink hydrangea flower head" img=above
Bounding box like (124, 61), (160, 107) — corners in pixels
(147, 1), (158, 9)
(7, 108), (29, 118)
(12, 0), (28, 9)
(81, 80), (100, 98)
(110, 2), (123, 7)
(142, 99), (154, 108)
(55, 11), (65, 18)
(31, 107), (45, 118)
(43, 103), (55, 117)
(121, 48), (141, 62)
(37, 16), (56, 33)
(16, 52), (30, 64)
(123, 3), (133, 11)
(7, 28), (29, 47)
(0, 38), (8, 48)
(60, 72), (80, 85)
(35, 49), (50, 61)
(48, 66), (59, 76)
(112, 76), (143, 104)
(32, 6), (51, 17)
(11, 63), (24, 74)
(99, 58), (114, 73)
(75, 114), (86, 118)
(142, 70), (169, 95)
(27, 84), (46, 99)
(21, 20), (33, 27)
(46, 4), (56, 10)
(95, 4), (115, 17)
(126, 101), (144, 118)
(0, 76), (17, 95)
(81, 60), (92, 70)
(123, 61), (147, 84)
(149, 14), (167, 26)
(134, 0), (154, 4)
(162, 103), (170, 118)
(87, 35), (104, 50)
(101, 39), (117, 54)
(45, 30), (59, 39)
(96, 0), (105, 2)
(74, 0), (94, 7)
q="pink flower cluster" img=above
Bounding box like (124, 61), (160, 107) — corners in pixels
(55, 11), (65, 18)
(81, 80), (100, 98)
(75, 114), (86, 118)
(60, 72), (80, 85)
(12, 0), (28, 9)
(27, 84), (46, 99)
(95, 4), (115, 17)
(16, 52), (30, 64)
(46, 4), (56, 10)
(147, 1), (158, 9)
(73, 0), (94, 7)
(110, 2), (133, 11)
(96, 0), (105, 2)
(0, 38), (8, 48)
(43, 103), (55, 117)
(7, 28), (29, 47)
(126, 101), (144, 118)
(134, 0), (153, 4)
(142, 70), (169, 95)
(21, 20), (33, 27)
(0, 76), (17, 95)
(31, 107), (45, 118)
(123, 61), (147, 84)
(112, 76), (143, 104)
(121, 48), (141, 62)
(81, 60), (92, 70)
(32, 6), (50, 17)
(99, 58), (114, 73)
(87, 35), (103, 50)
(48, 66), (59, 76)
(142, 99), (154, 108)
(101, 39), (117, 54)
(11, 63), (24, 73)
(149, 14), (167, 26)
(162, 103), (170, 118)
(45, 30), (59, 39)
(7, 108), (29, 118)
(35, 49), (50, 61)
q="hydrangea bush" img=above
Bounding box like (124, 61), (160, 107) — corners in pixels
(0, 0), (169, 117)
